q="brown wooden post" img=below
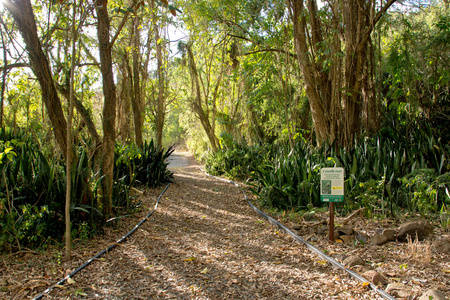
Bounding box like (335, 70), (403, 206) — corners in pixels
(329, 202), (335, 242)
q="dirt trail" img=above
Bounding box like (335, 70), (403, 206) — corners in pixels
(166, 151), (194, 169)
(3, 153), (383, 299)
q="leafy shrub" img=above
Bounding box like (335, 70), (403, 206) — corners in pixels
(400, 170), (450, 214)
(114, 140), (174, 188)
(205, 143), (272, 179)
(0, 128), (174, 251)
(206, 125), (449, 215)
(0, 204), (50, 249)
(349, 179), (385, 218)
(0, 131), (67, 250)
(114, 140), (174, 208)
(401, 169), (438, 213)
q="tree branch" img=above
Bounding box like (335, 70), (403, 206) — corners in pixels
(227, 33), (254, 44)
(109, 0), (138, 48)
(243, 48), (297, 58)
(228, 34), (297, 58)
(0, 62), (29, 72)
(360, 0), (397, 47)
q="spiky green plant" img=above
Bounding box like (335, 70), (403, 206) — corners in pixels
(206, 121), (449, 216)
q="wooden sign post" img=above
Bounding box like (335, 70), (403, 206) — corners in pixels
(320, 167), (344, 242)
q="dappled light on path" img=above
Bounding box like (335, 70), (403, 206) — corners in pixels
(13, 153), (384, 299)
(58, 159), (382, 299)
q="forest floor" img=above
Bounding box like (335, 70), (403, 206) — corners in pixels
(1, 152), (449, 300)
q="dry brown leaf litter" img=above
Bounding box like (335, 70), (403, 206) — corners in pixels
(0, 153), (449, 299)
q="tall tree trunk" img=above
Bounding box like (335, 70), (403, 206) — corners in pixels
(151, 1), (165, 149)
(4, 0), (68, 157)
(288, 0), (396, 146)
(185, 43), (219, 152)
(362, 37), (379, 133)
(118, 53), (132, 142)
(131, 16), (143, 148)
(289, 0), (329, 144)
(65, 0), (79, 262)
(0, 28), (6, 129)
(95, 0), (116, 219)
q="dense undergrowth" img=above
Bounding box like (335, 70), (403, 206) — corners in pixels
(0, 129), (173, 252)
(206, 120), (450, 225)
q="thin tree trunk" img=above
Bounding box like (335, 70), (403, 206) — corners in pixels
(151, 0), (165, 149)
(289, 0), (329, 144)
(65, 0), (78, 262)
(131, 17), (143, 148)
(118, 53), (132, 142)
(0, 28), (7, 129)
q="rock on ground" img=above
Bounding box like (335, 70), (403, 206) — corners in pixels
(418, 288), (448, 300)
(382, 228), (396, 241)
(433, 236), (450, 254)
(370, 233), (388, 245)
(386, 283), (412, 298)
(343, 255), (365, 267)
(361, 270), (388, 286)
(398, 219), (434, 242)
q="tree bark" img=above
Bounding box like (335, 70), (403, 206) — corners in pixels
(289, 0), (329, 144)
(95, 0), (116, 219)
(185, 43), (219, 152)
(0, 27), (6, 129)
(4, 0), (68, 157)
(131, 16), (143, 148)
(118, 52), (132, 142)
(288, 0), (396, 145)
(151, 0), (166, 149)
(65, 0), (79, 262)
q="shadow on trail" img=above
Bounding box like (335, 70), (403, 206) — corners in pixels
(40, 162), (365, 300)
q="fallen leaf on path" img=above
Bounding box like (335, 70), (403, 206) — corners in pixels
(184, 257), (196, 262)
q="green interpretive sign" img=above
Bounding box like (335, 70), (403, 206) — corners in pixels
(320, 167), (344, 203)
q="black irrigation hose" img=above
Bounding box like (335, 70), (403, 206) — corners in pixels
(203, 170), (396, 300)
(33, 182), (172, 300)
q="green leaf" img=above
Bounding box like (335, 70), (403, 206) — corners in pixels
(72, 206), (90, 213)
(6, 153), (15, 161)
